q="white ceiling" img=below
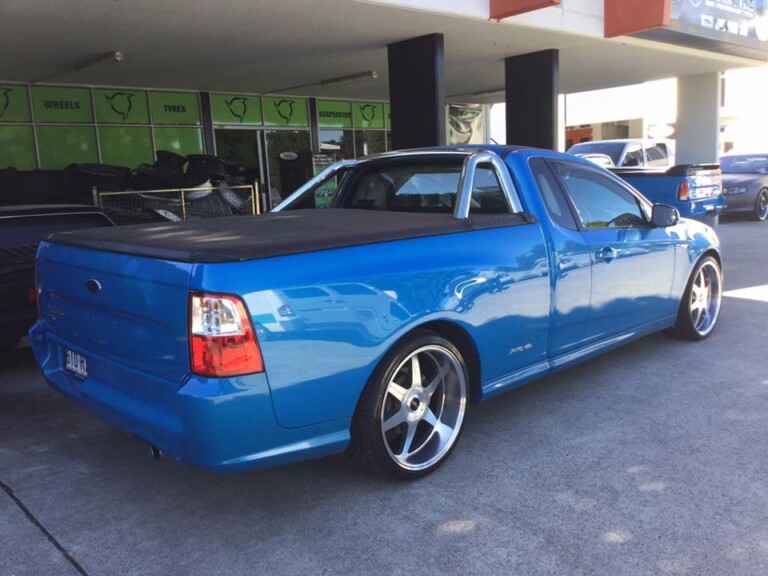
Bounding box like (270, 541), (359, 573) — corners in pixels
(0, 0), (762, 102)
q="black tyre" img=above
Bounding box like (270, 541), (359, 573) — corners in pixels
(668, 256), (722, 341)
(350, 331), (469, 480)
(753, 188), (768, 221)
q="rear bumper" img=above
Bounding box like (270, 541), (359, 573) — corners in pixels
(29, 321), (350, 472)
(680, 197), (724, 224)
(681, 196), (725, 218)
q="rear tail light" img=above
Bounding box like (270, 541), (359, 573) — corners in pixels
(678, 180), (689, 201)
(189, 292), (264, 377)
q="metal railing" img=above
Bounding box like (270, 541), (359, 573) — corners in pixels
(96, 184), (260, 225)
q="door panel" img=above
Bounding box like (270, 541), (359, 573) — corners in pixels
(549, 160), (677, 339)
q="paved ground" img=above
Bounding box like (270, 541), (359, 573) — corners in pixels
(2, 214), (767, 576)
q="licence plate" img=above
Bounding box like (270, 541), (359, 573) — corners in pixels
(64, 349), (88, 379)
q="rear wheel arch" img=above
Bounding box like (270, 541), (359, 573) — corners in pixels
(409, 320), (482, 401)
(667, 251), (723, 340)
(698, 248), (721, 270)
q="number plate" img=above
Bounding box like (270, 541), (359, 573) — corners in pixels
(64, 349), (88, 379)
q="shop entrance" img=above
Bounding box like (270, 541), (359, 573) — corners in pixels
(265, 130), (312, 208)
(214, 128), (267, 211)
(215, 128), (313, 210)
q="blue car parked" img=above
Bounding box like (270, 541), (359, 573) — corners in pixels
(31, 146), (722, 479)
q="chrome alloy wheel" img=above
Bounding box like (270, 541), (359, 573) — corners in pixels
(756, 189), (768, 221)
(688, 259), (722, 337)
(379, 345), (467, 472)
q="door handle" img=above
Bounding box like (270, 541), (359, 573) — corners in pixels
(595, 246), (618, 262)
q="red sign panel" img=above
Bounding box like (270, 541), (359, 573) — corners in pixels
(490, 0), (561, 20)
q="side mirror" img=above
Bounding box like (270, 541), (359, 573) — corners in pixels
(651, 204), (680, 227)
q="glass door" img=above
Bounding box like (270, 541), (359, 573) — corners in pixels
(213, 128), (266, 212)
(265, 130), (312, 208)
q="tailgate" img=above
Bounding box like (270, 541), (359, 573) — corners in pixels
(686, 166), (722, 200)
(36, 241), (193, 383)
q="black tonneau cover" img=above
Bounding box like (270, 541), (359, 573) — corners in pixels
(48, 209), (532, 263)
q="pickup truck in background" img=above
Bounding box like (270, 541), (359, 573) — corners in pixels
(611, 164), (724, 226)
(567, 139), (675, 168)
(0, 205), (113, 348)
(31, 146), (722, 480)
(566, 140), (723, 225)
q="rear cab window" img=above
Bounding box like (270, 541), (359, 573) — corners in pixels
(277, 152), (522, 218)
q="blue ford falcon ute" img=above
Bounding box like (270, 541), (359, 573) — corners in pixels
(31, 146), (723, 480)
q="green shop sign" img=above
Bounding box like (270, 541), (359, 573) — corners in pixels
(150, 92), (201, 125)
(95, 89), (149, 124)
(32, 86), (93, 123)
(212, 93), (262, 126)
(317, 100), (352, 129)
(0, 85), (31, 123)
(385, 104), (391, 130)
(353, 102), (385, 129)
(263, 96), (309, 127)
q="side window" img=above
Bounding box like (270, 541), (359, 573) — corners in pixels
(552, 161), (648, 229)
(644, 143), (669, 167)
(622, 143), (644, 167)
(529, 158), (578, 230)
(280, 170), (347, 210)
(470, 165), (510, 214)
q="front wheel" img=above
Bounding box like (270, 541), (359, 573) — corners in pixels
(753, 188), (768, 221)
(668, 256), (723, 341)
(350, 331), (469, 480)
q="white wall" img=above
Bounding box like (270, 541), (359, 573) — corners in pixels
(676, 73), (720, 164)
(360, 0), (604, 30)
(721, 66), (768, 152)
(565, 79), (677, 127)
(506, 0), (604, 37)
(357, 0), (490, 19)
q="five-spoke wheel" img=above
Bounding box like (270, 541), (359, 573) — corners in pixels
(669, 255), (722, 340)
(351, 332), (468, 480)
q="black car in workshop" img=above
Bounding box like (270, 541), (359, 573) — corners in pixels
(1, 205), (113, 349)
(721, 153), (768, 221)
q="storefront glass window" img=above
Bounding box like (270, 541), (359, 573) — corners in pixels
(354, 130), (386, 157)
(36, 126), (98, 169)
(154, 127), (204, 157)
(99, 127), (154, 167)
(319, 129), (355, 162)
(0, 126), (37, 170)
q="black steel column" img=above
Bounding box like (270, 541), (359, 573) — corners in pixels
(504, 49), (559, 150)
(308, 97), (320, 153)
(387, 33), (445, 150)
(199, 92), (216, 154)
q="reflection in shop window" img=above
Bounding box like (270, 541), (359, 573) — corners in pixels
(355, 130), (386, 157)
(319, 129), (354, 162)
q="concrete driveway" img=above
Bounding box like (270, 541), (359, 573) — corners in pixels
(2, 215), (767, 576)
